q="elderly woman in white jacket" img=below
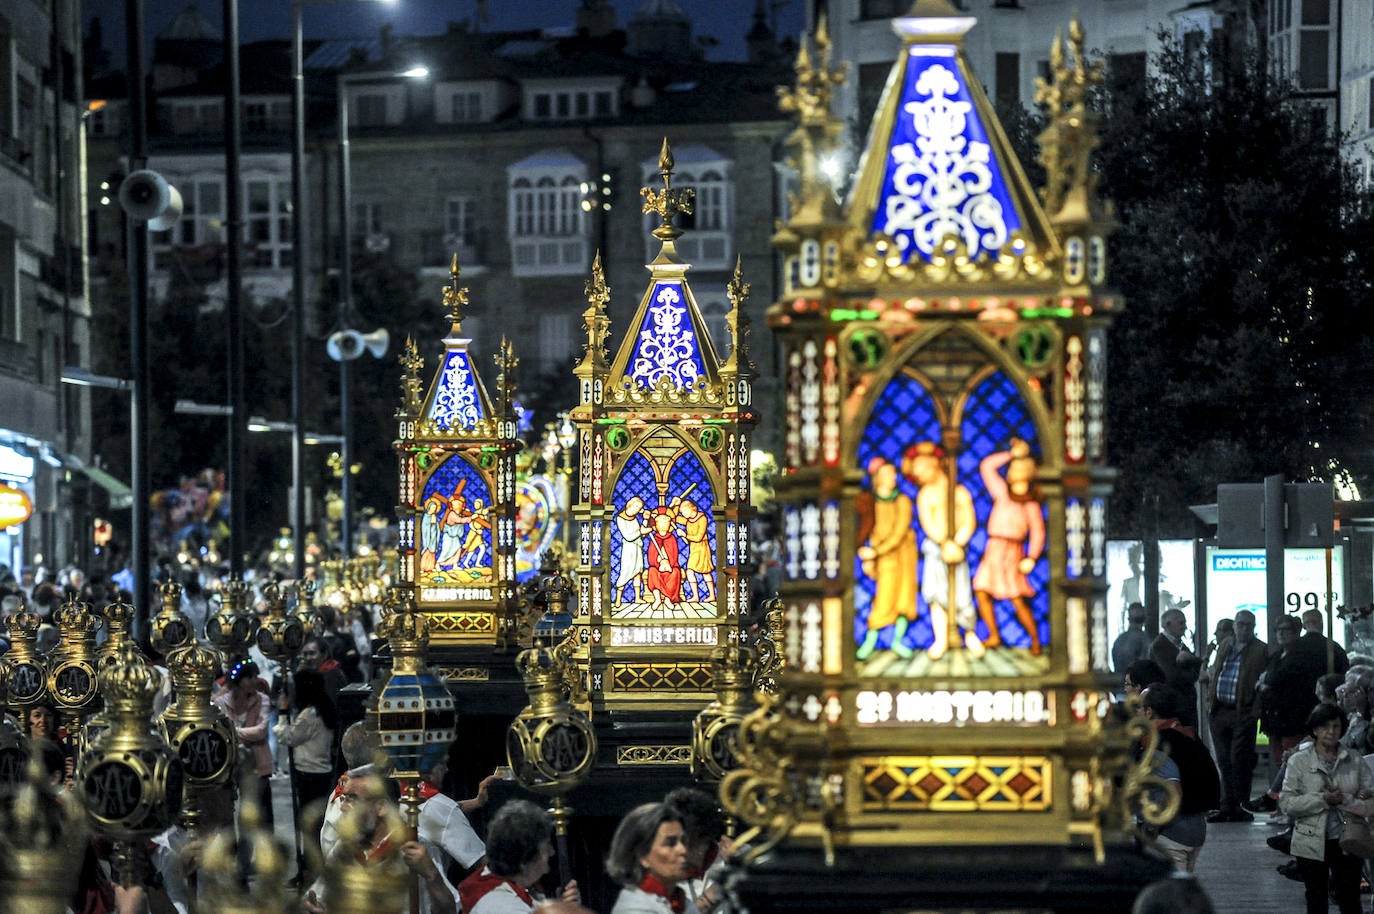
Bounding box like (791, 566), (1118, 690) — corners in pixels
(1280, 701), (1374, 914)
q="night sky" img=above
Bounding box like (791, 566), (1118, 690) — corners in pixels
(83, 0), (809, 72)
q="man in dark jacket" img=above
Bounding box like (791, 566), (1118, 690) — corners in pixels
(1205, 609), (1268, 822)
(1141, 683), (1222, 871)
(1298, 608), (1349, 676)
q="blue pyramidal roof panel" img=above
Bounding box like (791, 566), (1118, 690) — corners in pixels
(428, 348), (487, 431)
(872, 45), (1023, 263)
(626, 280), (709, 391)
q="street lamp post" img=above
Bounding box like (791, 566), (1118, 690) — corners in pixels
(291, 0), (398, 574)
(334, 65), (424, 558)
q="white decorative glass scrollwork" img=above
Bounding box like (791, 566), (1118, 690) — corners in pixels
(428, 350), (484, 430)
(879, 56), (1013, 261)
(629, 282), (703, 390)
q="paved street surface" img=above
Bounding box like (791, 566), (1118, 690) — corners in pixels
(1196, 813), (1321, 913)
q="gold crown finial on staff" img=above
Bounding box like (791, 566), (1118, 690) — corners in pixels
(721, 255), (756, 375)
(641, 137), (695, 245)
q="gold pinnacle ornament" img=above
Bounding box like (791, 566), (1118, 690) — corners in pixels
(98, 598), (140, 670)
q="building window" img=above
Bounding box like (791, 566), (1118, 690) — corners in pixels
(446, 197), (474, 242)
(356, 93), (388, 125)
(450, 91), (482, 122)
(538, 312), (575, 373)
(1270, 0), (1333, 92)
(641, 147), (733, 269)
(245, 102), (269, 133)
(243, 178), (292, 268)
(994, 53), (1020, 110)
(858, 62), (890, 135)
(0, 287), (14, 341)
(527, 86), (619, 122)
(507, 151), (589, 277)
(695, 291), (730, 359)
(860, 0), (909, 18)
(177, 179), (224, 247)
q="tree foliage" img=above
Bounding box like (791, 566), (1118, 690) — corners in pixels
(1084, 37), (1374, 536)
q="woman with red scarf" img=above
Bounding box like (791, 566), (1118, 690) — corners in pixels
(458, 800), (579, 914)
(607, 803), (697, 914)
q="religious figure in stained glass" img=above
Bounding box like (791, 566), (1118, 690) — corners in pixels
(856, 458), (917, 660)
(416, 455), (494, 586)
(609, 441), (717, 621)
(972, 440), (1044, 656)
(855, 361), (1049, 676)
(613, 496), (649, 604)
(905, 441), (978, 660)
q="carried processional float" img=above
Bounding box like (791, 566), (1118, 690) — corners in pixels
(716, 3), (1173, 911)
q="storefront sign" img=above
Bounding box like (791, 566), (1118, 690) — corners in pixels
(0, 484), (33, 530)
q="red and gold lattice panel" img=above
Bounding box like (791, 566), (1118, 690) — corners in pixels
(860, 756), (1051, 812)
(608, 662), (714, 692)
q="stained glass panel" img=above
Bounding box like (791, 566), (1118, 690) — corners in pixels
(609, 441), (717, 621)
(855, 368), (1047, 675)
(416, 454), (494, 587)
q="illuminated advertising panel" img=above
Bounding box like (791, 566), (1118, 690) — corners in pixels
(1204, 546), (1346, 642)
(1105, 540), (1198, 652)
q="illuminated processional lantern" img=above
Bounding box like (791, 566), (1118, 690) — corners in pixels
(718, 3), (1171, 910)
(393, 254), (524, 652)
(564, 140), (758, 734)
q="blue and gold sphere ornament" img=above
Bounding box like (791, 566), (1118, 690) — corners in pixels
(368, 585), (456, 780)
(76, 642), (184, 885)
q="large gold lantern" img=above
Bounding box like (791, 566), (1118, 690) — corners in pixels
(160, 641), (237, 835)
(46, 598), (102, 723)
(206, 576), (260, 658)
(368, 586), (456, 781)
(0, 754), (90, 914)
(691, 644), (758, 782)
(2, 609), (47, 716)
(256, 580), (307, 662)
(76, 642), (184, 884)
(149, 581), (196, 657)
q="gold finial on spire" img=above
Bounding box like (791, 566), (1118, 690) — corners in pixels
(442, 253), (470, 333)
(495, 336), (519, 415)
(640, 138), (695, 251)
(777, 15), (848, 227)
(721, 255), (756, 376)
(576, 251), (612, 375)
(1034, 20), (1108, 226)
(398, 336), (425, 417)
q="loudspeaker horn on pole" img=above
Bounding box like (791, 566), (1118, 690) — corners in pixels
(327, 328), (389, 362)
(118, 169), (183, 231)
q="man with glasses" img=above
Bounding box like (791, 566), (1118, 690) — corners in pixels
(1205, 609), (1268, 822)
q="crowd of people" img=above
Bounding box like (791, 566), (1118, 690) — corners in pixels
(1113, 602), (1374, 914)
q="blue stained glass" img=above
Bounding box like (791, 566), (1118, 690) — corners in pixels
(416, 454), (493, 585)
(608, 441), (717, 616)
(626, 281), (710, 391)
(854, 369), (1046, 658)
(427, 349), (486, 431)
(871, 46), (1023, 263)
